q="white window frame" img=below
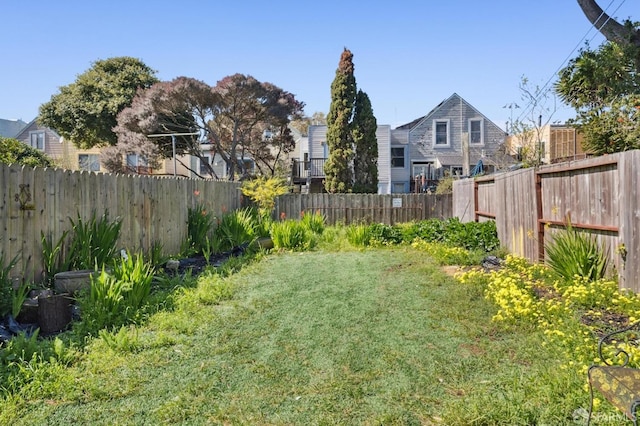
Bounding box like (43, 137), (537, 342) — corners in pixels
(432, 119), (450, 147)
(469, 118), (484, 145)
(29, 131), (45, 150)
(390, 146), (405, 168)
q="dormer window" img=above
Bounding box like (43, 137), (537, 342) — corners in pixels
(29, 131), (45, 150)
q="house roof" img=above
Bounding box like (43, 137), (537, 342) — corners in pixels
(394, 93), (506, 135)
(0, 118), (28, 138)
(14, 118), (62, 140)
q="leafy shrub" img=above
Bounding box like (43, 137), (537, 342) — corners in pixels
(368, 223), (403, 245)
(545, 223), (610, 282)
(240, 176), (289, 219)
(271, 220), (314, 250)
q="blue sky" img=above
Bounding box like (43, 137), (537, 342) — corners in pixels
(1, 0), (636, 130)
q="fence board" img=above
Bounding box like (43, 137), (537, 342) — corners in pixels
(453, 150), (640, 292)
(273, 193), (452, 226)
(0, 164), (242, 284)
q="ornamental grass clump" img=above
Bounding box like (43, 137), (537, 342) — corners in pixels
(67, 210), (122, 270)
(271, 220), (314, 250)
(300, 210), (326, 235)
(79, 252), (156, 333)
(183, 203), (216, 255)
(214, 208), (258, 252)
(345, 224), (371, 247)
(545, 222), (610, 282)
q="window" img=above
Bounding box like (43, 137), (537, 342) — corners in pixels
(126, 154), (150, 174)
(433, 120), (450, 146)
(78, 154), (100, 172)
(469, 119), (483, 145)
(450, 166), (463, 176)
(199, 155), (212, 175)
(413, 162), (435, 180)
(391, 147), (405, 168)
(392, 182), (406, 193)
(30, 131), (45, 150)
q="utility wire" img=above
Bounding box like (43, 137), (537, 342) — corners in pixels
(514, 0), (625, 124)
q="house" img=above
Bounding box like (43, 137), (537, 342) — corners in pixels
(13, 119), (109, 171)
(292, 93), (510, 194)
(292, 124), (392, 194)
(506, 124), (590, 164)
(0, 118), (27, 138)
(394, 93), (510, 192)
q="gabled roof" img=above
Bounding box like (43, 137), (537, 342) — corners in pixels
(0, 118), (28, 138)
(14, 118), (62, 140)
(394, 93), (505, 134)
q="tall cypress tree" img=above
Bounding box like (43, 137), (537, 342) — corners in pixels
(352, 90), (378, 193)
(324, 48), (356, 193)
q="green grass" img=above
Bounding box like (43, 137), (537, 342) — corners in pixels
(1, 248), (586, 425)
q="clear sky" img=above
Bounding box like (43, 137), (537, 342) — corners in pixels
(1, 0), (636, 131)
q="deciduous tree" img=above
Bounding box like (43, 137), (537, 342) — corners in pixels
(113, 75), (303, 179)
(39, 57), (158, 149)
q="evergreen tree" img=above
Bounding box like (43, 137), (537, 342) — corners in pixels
(324, 48), (356, 193)
(352, 90), (378, 193)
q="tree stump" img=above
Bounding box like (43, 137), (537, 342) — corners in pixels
(38, 294), (72, 334)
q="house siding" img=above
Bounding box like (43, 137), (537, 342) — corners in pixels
(376, 125), (391, 194)
(407, 94), (507, 179)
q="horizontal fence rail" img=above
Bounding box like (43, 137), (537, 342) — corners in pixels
(0, 163), (242, 284)
(275, 193), (452, 226)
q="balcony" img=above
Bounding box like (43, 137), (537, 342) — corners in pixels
(291, 158), (326, 184)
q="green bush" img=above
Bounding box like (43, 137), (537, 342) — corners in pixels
(368, 223), (402, 245)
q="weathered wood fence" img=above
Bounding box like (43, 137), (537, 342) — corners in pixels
(453, 150), (639, 292)
(275, 193), (452, 225)
(0, 163), (242, 284)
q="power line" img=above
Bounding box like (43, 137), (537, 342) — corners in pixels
(514, 0), (625, 124)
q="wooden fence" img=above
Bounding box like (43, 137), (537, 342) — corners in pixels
(0, 163), (242, 284)
(274, 193), (452, 225)
(453, 150), (640, 292)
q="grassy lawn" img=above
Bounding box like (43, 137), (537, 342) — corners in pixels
(2, 248), (586, 425)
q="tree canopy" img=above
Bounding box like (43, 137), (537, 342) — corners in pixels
(0, 138), (53, 167)
(324, 48), (357, 193)
(39, 57), (159, 149)
(556, 41), (640, 154)
(113, 74), (304, 179)
(352, 90), (378, 193)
